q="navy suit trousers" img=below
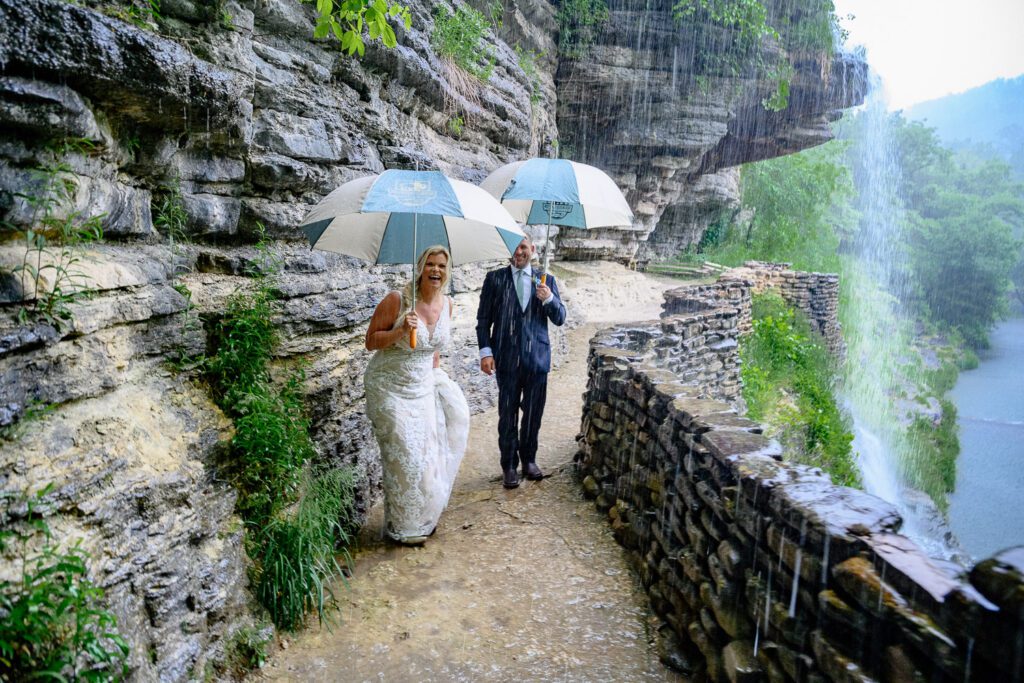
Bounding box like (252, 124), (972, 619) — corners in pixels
(496, 366), (548, 471)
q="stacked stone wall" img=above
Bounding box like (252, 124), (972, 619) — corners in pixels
(721, 261), (843, 356)
(576, 282), (1023, 682)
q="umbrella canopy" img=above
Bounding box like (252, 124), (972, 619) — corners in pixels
(299, 169), (525, 266)
(479, 158), (634, 230)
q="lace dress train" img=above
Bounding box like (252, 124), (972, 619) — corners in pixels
(364, 296), (470, 540)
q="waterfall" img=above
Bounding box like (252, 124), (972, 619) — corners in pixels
(838, 77), (961, 562)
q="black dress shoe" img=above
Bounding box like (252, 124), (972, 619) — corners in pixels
(522, 462), (543, 480)
(502, 468), (520, 489)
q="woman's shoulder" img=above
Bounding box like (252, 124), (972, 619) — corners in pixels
(376, 290), (403, 311)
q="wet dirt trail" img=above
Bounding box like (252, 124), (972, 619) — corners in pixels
(258, 264), (686, 683)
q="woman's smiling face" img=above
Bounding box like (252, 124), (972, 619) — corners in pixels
(420, 252), (449, 291)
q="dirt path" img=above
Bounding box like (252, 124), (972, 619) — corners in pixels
(258, 264), (685, 683)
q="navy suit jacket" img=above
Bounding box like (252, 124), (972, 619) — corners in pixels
(476, 266), (567, 375)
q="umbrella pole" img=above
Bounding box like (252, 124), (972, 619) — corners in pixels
(541, 220), (552, 286)
(541, 144), (559, 286)
(410, 211), (418, 349)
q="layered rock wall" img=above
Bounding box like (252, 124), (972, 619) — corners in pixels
(556, 0), (867, 264)
(576, 282), (1024, 682)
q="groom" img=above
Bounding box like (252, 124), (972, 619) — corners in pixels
(477, 236), (567, 489)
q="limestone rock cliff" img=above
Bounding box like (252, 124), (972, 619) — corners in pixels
(556, 0), (867, 262)
(0, 0), (862, 677)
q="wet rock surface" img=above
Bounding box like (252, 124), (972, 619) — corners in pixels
(0, 370), (243, 682)
(556, 0), (867, 263)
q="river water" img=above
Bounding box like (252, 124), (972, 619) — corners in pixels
(947, 314), (1024, 561)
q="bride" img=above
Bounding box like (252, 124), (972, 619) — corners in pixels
(363, 245), (470, 545)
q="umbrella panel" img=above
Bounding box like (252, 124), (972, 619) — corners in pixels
(525, 200), (587, 228)
(375, 213), (449, 264)
(502, 158), (579, 204)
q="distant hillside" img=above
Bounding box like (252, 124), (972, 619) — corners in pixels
(904, 76), (1024, 176)
(905, 75), (1024, 145)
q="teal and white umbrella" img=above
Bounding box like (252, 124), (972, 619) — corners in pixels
(299, 169), (525, 348)
(480, 158), (633, 277)
(300, 169), (525, 266)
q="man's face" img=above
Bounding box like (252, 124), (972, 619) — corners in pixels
(512, 238), (534, 269)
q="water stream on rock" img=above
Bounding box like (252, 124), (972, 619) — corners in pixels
(839, 80), (961, 561)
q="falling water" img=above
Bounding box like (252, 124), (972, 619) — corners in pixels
(838, 77), (959, 560)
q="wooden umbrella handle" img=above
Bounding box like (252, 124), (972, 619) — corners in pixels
(410, 328), (417, 349)
(540, 273), (547, 285)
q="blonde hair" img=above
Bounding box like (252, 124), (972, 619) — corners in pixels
(402, 245), (451, 304)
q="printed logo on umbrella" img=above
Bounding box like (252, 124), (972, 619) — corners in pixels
(387, 179), (437, 208)
(542, 201), (574, 220)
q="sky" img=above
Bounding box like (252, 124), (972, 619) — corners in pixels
(832, 0), (1024, 110)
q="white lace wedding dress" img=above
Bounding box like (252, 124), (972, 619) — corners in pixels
(364, 294), (470, 541)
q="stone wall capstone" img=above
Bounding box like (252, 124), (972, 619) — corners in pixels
(576, 280), (1023, 682)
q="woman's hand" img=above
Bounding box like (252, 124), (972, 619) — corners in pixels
(403, 311), (419, 331)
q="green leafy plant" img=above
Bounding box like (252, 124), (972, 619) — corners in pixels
(201, 227), (357, 630)
(205, 234), (313, 524)
(515, 46), (544, 106)
(303, 0), (412, 56)
(431, 5), (496, 81)
(153, 179), (189, 247)
(124, 135), (141, 158)
(486, 0), (503, 30)
(0, 401), (55, 442)
(740, 292), (860, 487)
(448, 115), (464, 137)
(674, 0), (792, 110)
(212, 624), (272, 677)
(251, 467), (357, 631)
(154, 179), (201, 368)
(556, 0), (609, 59)
(674, 0), (778, 49)
(902, 400), (958, 511)
(220, 8), (234, 29)
(166, 280), (202, 371)
(776, 0), (845, 55)
(0, 486), (130, 681)
(761, 63), (792, 111)
(104, 0), (162, 29)
(9, 138), (105, 329)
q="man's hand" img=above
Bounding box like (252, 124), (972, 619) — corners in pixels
(536, 281), (553, 302)
(480, 356), (495, 375)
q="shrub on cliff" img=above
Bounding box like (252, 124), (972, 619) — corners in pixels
(557, 0), (609, 59)
(741, 292), (860, 487)
(0, 487), (130, 681)
(203, 228), (356, 632)
(431, 5), (496, 81)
